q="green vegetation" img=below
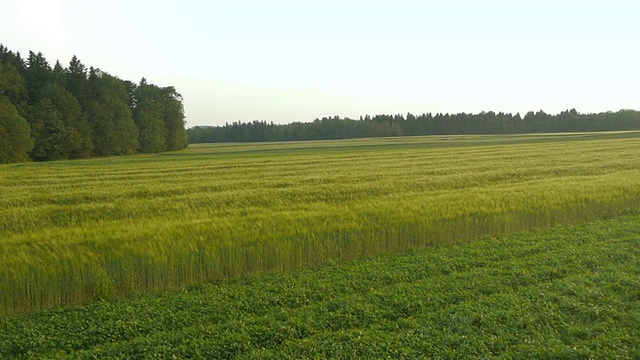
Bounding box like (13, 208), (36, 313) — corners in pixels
(188, 109), (640, 143)
(1, 131), (639, 316)
(0, 44), (187, 164)
(0, 96), (32, 163)
(2, 215), (639, 358)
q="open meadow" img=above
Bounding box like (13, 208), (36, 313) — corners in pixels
(1, 131), (640, 316)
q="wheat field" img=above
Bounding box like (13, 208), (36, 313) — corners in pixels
(1, 132), (639, 315)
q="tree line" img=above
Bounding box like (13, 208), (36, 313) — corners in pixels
(0, 44), (188, 164)
(189, 109), (640, 143)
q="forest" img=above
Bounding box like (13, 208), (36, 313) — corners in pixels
(0, 44), (188, 164)
(188, 109), (640, 143)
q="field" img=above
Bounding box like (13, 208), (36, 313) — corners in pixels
(1, 131), (640, 317)
(1, 215), (639, 358)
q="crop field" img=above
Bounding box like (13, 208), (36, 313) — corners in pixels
(1, 215), (639, 358)
(1, 131), (640, 316)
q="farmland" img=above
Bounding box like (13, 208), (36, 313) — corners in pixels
(1, 131), (640, 316)
(1, 215), (639, 358)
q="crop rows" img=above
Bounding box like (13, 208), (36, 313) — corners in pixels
(2, 215), (639, 358)
(1, 132), (639, 314)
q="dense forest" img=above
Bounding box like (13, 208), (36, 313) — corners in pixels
(0, 44), (188, 164)
(188, 109), (640, 143)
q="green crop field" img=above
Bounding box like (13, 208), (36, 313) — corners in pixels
(1, 215), (639, 358)
(1, 131), (640, 317)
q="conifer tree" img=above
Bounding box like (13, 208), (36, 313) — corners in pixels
(25, 51), (53, 104)
(27, 97), (70, 161)
(40, 83), (92, 158)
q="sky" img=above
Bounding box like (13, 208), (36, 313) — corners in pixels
(1, 0), (639, 127)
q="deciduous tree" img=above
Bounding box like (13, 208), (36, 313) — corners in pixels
(0, 96), (32, 163)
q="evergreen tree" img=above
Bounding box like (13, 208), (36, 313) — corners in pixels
(27, 98), (70, 161)
(63, 56), (94, 157)
(1, 45), (187, 163)
(41, 83), (92, 158)
(25, 51), (53, 104)
(187, 109), (640, 143)
(0, 45), (26, 77)
(52, 61), (66, 87)
(66, 56), (89, 108)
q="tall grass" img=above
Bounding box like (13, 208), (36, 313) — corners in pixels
(1, 132), (640, 314)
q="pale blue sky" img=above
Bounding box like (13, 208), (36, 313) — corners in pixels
(2, 0), (639, 127)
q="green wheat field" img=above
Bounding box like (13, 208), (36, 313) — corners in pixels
(1, 132), (640, 358)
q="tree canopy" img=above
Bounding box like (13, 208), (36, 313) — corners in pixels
(0, 44), (187, 164)
(188, 110), (640, 144)
(0, 96), (32, 163)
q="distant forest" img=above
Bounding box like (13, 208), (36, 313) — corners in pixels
(189, 109), (640, 143)
(0, 44), (187, 164)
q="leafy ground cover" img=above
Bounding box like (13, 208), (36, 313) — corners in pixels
(1, 215), (639, 358)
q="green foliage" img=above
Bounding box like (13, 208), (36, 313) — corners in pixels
(1, 215), (639, 358)
(25, 81), (95, 161)
(25, 51), (53, 104)
(0, 44), (187, 163)
(133, 79), (167, 153)
(189, 109), (640, 143)
(131, 81), (187, 153)
(27, 97), (73, 161)
(0, 44), (26, 72)
(66, 55), (88, 107)
(87, 72), (139, 156)
(0, 62), (28, 115)
(1, 132), (640, 315)
(0, 97), (32, 163)
(162, 86), (188, 150)
(51, 60), (66, 87)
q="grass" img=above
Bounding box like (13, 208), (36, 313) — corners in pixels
(1, 131), (640, 314)
(1, 215), (639, 358)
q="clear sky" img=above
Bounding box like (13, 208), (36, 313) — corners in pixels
(1, 0), (639, 127)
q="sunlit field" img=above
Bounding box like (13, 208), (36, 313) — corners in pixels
(2, 215), (640, 358)
(1, 131), (639, 315)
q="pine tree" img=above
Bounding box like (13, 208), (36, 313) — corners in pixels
(66, 56), (89, 107)
(25, 51), (53, 104)
(52, 61), (66, 87)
